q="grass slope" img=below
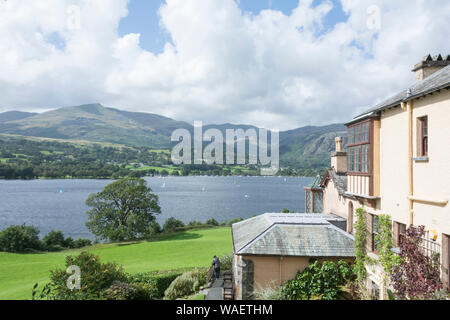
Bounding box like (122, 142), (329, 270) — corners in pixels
(0, 228), (232, 300)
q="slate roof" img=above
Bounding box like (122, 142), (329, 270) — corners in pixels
(322, 168), (347, 195)
(350, 63), (450, 123)
(232, 213), (354, 257)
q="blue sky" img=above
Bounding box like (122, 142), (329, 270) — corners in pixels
(119, 0), (348, 53)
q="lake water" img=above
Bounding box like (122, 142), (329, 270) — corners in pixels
(0, 176), (312, 239)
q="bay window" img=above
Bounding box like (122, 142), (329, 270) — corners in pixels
(347, 121), (371, 174)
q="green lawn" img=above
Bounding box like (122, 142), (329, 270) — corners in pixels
(0, 228), (232, 300)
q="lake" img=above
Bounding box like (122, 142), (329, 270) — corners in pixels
(0, 176), (313, 239)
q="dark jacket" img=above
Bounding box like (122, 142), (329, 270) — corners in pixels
(212, 257), (220, 270)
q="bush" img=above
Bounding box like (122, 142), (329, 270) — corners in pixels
(281, 260), (356, 300)
(391, 225), (443, 299)
(205, 218), (219, 226)
(130, 270), (184, 299)
(164, 269), (207, 300)
(145, 221), (162, 238)
(104, 281), (137, 300)
(73, 238), (92, 248)
(163, 217), (185, 233)
(219, 253), (233, 272)
(45, 251), (128, 300)
(0, 224), (41, 252)
(104, 281), (153, 300)
(187, 221), (203, 227)
(42, 230), (66, 249)
(64, 236), (75, 249)
(253, 281), (284, 300)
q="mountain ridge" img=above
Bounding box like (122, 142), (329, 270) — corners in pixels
(0, 103), (346, 170)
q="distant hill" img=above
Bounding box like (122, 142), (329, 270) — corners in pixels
(0, 104), (347, 170)
(0, 111), (37, 123)
(0, 104), (190, 148)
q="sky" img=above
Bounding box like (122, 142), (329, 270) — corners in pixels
(0, 0), (449, 130)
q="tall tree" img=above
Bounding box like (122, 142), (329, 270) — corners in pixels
(86, 178), (161, 241)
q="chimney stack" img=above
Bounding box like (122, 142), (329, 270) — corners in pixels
(331, 137), (347, 174)
(412, 54), (450, 83)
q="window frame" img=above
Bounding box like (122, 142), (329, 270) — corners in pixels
(347, 119), (372, 176)
(418, 116), (428, 157)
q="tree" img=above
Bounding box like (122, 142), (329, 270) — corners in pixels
(85, 178), (161, 241)
(281, 208), (291, 213)
(163, 217), (184, 233)
(0, 224), (41, 252)
(42, 230), (66, 249)
(205, 218), (219, 226)
(391, 225), (443, 299)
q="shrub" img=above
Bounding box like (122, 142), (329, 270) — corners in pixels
(45, 251), (128, 300)
(188, 221), (203, 227)
(205, 218), (219, 226)
(103, 281), (153, 300)
(253, 281), (284, 300)
(145, 221), (162, 238)
(164, 269), (207, 300)
(391, 225), (443, 300)
(281, 260), (356, 300)
(73, 238), (92, 248)
(64, 236), (75, 249)
(163, 217), (184, 233)
(130, 270), (184, 299)
(0, 224), (41, 252)
(42, 230), (66, 249)
(104, 281), (137, 300)
(219, 253), (233, 272)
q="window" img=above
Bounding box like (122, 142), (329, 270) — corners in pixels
(393, 221), (406, 247)
(305, 190), (311, 213)
(313, 191), (323, 213)
(418, 116), (428, 157)
(348, 147), (354, 172)
(347, 121), (371, 174)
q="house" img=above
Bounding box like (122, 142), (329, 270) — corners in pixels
(307, 54), (450, 298)
(231, 213), (355, 300)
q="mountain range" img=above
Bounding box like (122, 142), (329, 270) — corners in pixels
(0, 103), (346, 170)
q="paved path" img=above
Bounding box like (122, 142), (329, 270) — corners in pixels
(205, 278), (224, 300)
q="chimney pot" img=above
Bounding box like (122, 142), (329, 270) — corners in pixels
(412, 53), (450, 83)
(335, 137), (343, 152)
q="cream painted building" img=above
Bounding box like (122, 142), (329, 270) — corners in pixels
(306, 54), (450, 297)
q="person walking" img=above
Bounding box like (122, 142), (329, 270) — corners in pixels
(211, 255), (221, 280)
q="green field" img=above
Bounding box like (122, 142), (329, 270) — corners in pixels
(0, 228), (232, 300)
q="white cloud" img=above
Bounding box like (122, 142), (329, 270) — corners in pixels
(0, 0), (449, 130)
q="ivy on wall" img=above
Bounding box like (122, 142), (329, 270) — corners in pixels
(374, 214), (402, 276)
(354, 208), (367, 281)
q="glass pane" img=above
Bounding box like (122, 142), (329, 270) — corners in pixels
(362, 145), (369, 173)
(355, 146), (361, 172)
(363, 123), (369, 142)
(348, 127), (354, 145)
(305, 191), (311, 213)
(348, 147), (354, 171)
(355, 125), (360, 143)
(313, 192), (323, 213)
